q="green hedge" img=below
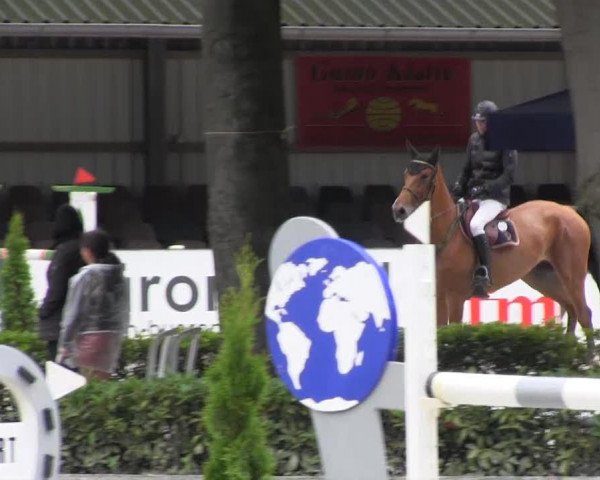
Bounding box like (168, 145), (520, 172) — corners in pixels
(59, 375), (207, 473)
(437, 405), (600, 476)
(55, 374), (317, 475)
(1, 322), (584, 379)
(0, 329), (46, 365)
(55, 373), (600, 477)
(434, 322), (589, 375)
(2, 323), (600, 476)
(0, 328), (223, 380)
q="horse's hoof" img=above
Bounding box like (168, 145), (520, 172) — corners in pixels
(582, 347), (598, 366)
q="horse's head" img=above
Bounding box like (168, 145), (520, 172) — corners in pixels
(392, 140), (440, 223)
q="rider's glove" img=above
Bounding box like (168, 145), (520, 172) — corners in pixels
(469, 185), (485, 197)
(451, 183), (463, 200)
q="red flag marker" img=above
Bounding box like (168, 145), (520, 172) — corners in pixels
(74, 167), (96, 185)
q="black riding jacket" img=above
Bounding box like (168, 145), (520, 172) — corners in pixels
(452, 132), (518, 206)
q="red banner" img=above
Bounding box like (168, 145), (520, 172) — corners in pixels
(295, 56), (471, 150)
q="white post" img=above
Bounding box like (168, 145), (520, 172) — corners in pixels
(400, 201), (442, 480)
(69, 191), (97, 232)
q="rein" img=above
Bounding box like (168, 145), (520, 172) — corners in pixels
(434, 202), (466, 254)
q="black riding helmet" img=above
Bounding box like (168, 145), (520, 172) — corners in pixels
(472, 100), (498, 121)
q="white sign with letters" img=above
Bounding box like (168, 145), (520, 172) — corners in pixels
(368, 249), (600, 334)
(19, 248), (600, 335)
(27, 250), (218, 336)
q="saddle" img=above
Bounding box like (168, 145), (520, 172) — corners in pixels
(459, 201), (519, 249)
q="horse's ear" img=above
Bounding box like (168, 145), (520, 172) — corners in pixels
(428, 146), (441, 166)
(406, 139), (420, 160)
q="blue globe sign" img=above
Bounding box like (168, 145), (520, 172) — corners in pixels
(265, 237), (398, 412)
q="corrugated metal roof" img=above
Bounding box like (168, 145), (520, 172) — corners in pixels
(0, 0), (558, 29)
(0, 0), (202, 25)
(282, 0), (556, 29)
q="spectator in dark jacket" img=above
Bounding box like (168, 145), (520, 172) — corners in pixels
(38, 204), (85, 360)
(57, 229), (128, 381)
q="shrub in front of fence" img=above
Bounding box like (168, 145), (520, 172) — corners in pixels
(2, 323), (600, 475)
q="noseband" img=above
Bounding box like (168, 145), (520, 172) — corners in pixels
(401, 160), (437, 205)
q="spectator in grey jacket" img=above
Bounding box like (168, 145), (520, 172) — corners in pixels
(57, 229), (128, 380)
(38, 204), (85, 361)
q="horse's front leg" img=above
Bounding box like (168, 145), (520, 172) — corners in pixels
(436, 290), (448, 326)
(437, 277), (467, 326)
(447, 294), (466, 325)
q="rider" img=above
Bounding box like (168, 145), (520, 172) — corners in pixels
(451, 100), (518, 298)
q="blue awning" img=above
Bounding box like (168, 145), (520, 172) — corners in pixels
(486, 89), (575, 151)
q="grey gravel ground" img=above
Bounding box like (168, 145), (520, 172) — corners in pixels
(58, 476), (600, 480)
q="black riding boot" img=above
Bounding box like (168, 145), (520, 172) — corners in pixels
(472, 234), (492, 298)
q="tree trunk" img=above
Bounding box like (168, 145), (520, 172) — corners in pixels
(555, 0), (600, 283)
(555, 0), (600, 187)
(202, 0), (290, 302)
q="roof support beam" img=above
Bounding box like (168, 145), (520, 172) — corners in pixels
(0, 23), (561, 43)
(144, 38), (167, 185)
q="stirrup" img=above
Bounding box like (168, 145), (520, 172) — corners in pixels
(474, 266), (490, 281)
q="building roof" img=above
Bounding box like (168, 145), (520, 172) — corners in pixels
(0, 0), (201, 25)
(283, 0), (557, 29)
(0, 0), (557, 29)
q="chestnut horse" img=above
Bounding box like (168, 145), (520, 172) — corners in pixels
(391, 142), (594, 351)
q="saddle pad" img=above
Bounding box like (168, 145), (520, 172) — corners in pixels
(459, 202), (519, 249)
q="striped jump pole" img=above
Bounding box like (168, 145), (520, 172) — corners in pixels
(428, 372), (600, 410)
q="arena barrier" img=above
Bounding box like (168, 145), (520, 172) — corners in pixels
(400, 201), (600, 479)
(0, 346), (85, 480)
(265, 203), (600, 480)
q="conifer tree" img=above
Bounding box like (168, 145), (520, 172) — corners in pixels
(0, 212), (37, 331)
(202, 242), (274, 480)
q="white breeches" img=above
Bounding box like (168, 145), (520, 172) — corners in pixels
(469, 199), (507, 236)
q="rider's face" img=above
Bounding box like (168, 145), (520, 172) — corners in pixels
(475, 119), (487, 135)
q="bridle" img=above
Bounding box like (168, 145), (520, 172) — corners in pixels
(401, 159), (437, 205)
(399, 159), (464, 253)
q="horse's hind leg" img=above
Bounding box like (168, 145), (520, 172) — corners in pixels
(522, 263), (573, 326)
(547, 237), (595, 358)
(524, 264), (595, 363)
(524, 261), (591, 333)
(548, 253), (593, 330)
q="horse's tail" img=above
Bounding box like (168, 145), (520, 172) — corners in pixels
(576, 209), (600, 286)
